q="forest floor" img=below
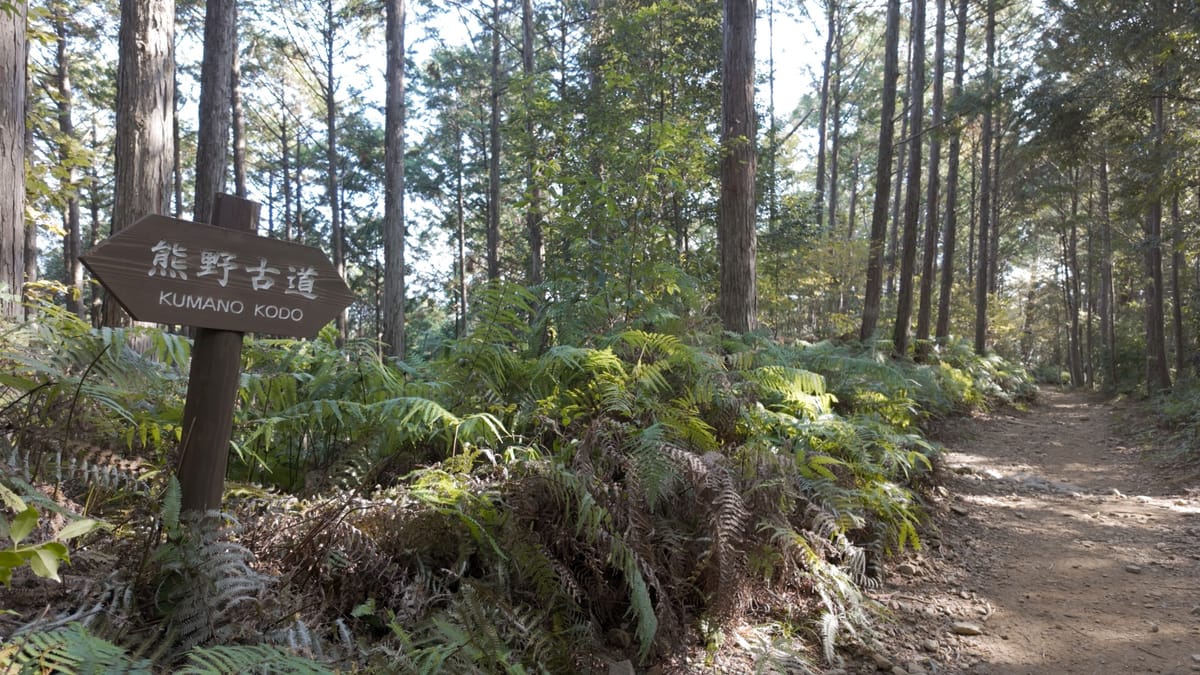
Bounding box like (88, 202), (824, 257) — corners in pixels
(840, 387), (1200, 675)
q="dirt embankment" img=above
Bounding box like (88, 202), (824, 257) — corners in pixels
(850, 388), (1200, 675)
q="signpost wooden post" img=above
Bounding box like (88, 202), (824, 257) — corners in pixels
(81, 194), (354, 511)
(176, 196), (256, 512)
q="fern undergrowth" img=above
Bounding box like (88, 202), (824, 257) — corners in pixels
(0, 294), (1035, 672)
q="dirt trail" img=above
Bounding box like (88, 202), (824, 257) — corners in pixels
(858, 388), (1200, 675)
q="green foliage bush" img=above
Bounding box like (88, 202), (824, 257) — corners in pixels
(1144, 379), (1200, 471)
(1032, 364), (1070, 384)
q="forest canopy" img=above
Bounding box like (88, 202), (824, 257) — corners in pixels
(0, 0), (1196, 394)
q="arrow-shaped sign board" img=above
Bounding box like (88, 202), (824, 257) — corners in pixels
(81, 214), (354, 338)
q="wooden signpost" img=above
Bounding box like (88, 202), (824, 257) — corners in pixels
(82, 194), (354, 511)
(80, 201), (353, 338)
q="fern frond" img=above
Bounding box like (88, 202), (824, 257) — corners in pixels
(3, 431), (152, 494)
(533, 345), (625, 391)
(528, 460), (659, 661)
(175, 644), (334, 674)
(655, 444), (749, 617)
(763, 523), (875, 664)
(743, 366), (836, 420)
(465, 282), (539, 347)
(154, 511), (270, 654)
(2, 623), (154, 675)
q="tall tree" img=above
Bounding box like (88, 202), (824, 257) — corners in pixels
(718, 0), (757, 333)
(382, 0), (405, 357)
(1060, 169), (1084, 385)
(859, 0), (901, 341)
(231, 23), (247, 198)
(269, 0), (361, 330)
(22, 40), (34, 321)
(915, 0), (946, 353)
(521, 0), (543, 289)
(0, 0), (24, 321)
(52, 6), (84, 317)
(826, 9), (847, 235)
(765, 0), (776, 234)
(320, 0), (345, 334)
(1170, 192), (1185, 375)
(485, 0), (501, 281)
(104, 0), (175, 327)
(892, 0), (925, 355)
(935, 0), (968, 341)
(886, 25), (911, 299)
(193, 0), (237, 224)
(455, 125), (467, 337)
(813, 0), (835, 232)
(974, 0), (995, 354)
(1096, 153), (1115, 387)
(1143, 63), (1170, 392)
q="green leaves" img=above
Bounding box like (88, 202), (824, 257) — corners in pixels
(27, 542), (69, 581)
(9, 505), (37, 545)
(0, 478), (106, 586)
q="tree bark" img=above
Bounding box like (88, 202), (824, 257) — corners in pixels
(989, 106), (1002, 294)
(935, 0), (968, 341)
(382, 0), (406, 357)
(105, 0), (175, 327)
(859, 0), (901, 341)
(1084, 178), (1095, 384)
(1097, 154), (1116, 388)
(54, 11), (84, 318)
(294, 131), (305, 240)
(886, 50), (909, 300)
(273, 112), (289, 237)
(718, 0), (757, 333)
(172, 74), (182, 217)
(1170, 192), (1185, 375)
(974, 0), (995, 355)
(193, 0), (237, 225)
(827, 15), (844, 235)
(455, 128), (467, 338)
(813, 0), (835, 232)
(1064, 178), (1084, 386)
(231, 29), (247, 198)
(916, 0), (946, 355)
(85, 121), (102, 323)
(845, 149), (860, 241)
(1144, 71), (1171, 393)
(321, 0), (345, 334)
(887, 23), (913, 300)
(21, 31), (34, 320)
(523, 0), (543, 288)
(765, 0), (776, 235)
(486, 0), (502, 280)
(893, 0), (925, 356)
(966, 134), (976, 282)
(1, 0), (27, 321)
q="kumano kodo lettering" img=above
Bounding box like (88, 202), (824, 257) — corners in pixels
(157, 291), (304, 322)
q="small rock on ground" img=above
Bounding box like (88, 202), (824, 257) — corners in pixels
(951, 622), (984, 636)
(607, 660), (634, 675)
